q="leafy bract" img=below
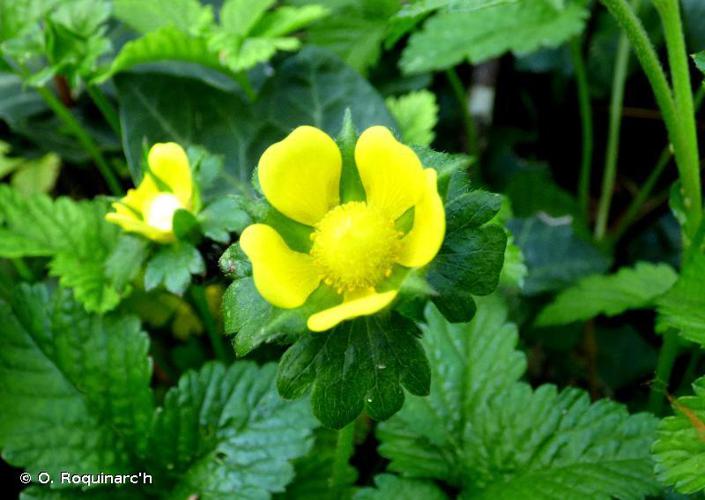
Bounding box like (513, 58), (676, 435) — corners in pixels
(385, 90), (438, 146)
(652, 376), (705, 494)
(149, 361), (317, 499)
(536, 262), (678, 326)
(0, 283), (153, 478)
(0, 186), (126, 312)
(377, 297), (660, 499)
(508, 215), (610, 295)
(401, 0), (589, 73)
(657, 253), (705, 346)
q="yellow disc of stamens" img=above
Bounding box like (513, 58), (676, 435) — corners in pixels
(311, 201), (401, 293)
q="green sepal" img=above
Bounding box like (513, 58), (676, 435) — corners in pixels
(427, 185), (507, 323)
(144, 242), (205, 295)
(337, 109), (366, 203)
(173, 208), (202, 244)
(277, 312), (430, 429)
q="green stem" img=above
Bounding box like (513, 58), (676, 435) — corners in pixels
(594, 22), (633, 240)
(654, 0), (702, 236)
(86, 85), (121, 138)
(190, 284), (230, 363)
(235, 71), (256, 102)
(36, 86), (122, 196)
(610, 85), (705, 243)
(12, 258), (33, 281)
(331, 422), (355, 491)
(446, 68), (479, 156)
(570, 37), (594, 218)
(649, 330), (681, 415)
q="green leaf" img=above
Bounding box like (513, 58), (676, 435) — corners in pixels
(385, 90), (438, 146)
(105, 234), (150, 293)
(197, 195), (252, 243)
(278, 313), (430, 429)
(536, 262), (678, 326)
(377, 297), (660, 499)
(148, 361), (317, 498)
(253, 5), (330, 38)
(401, 0), (589, 73)
(0, 72), (46, 128)
(508, 215), (610, 295)
(652, 375), (705, 494)
(354, 474), (447, 500)
(694, 51), (705, 75)
(220, 0), (276, 37)
(0, 283), (153, 478)
(657, 253), (705, 346)
(101, 26), (224, 82)
(112, 0), (213, 35)
(144, 242), (205, 295)
(0, 186), (125, 312)
(283, 428), (358, 499)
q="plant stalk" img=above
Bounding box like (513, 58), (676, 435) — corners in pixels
(331, 422), (355, 491)
(570, 36), (594, 218)
(446, 68), (479, 156)
(36, 86), (122, 196)
(86, 85), (122, 138)
(190, 284), (230, 363)
(648, 330), (680, 415)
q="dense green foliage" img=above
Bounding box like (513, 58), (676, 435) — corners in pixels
(2, 0), (705, 498)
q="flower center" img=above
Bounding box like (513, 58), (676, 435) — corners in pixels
(146, 193), (183, 232)
(311, 202), (401, 293)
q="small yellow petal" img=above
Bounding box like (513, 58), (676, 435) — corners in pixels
(397, 168), (445, 268)
(240, 223), (321, 308)
(147, 143), (193, 208)
(355, 126), (425, 220)
(105, 212), (172, 242)
(307, 289), (398, 332)
(258, 126), (342, 226)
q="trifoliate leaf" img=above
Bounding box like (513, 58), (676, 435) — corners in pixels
(278, 313), (430, 429)
(354, 474), (447, 500)
(0, 186), (124, 312)
(508, 215), (610, 295)
(401, 0), (589, 73)
(144, 242), (205, 296)
(652, 375), (705, 494)
(536, 262), (678, 326)
(0, 283), (153, 479)
(377, 297), (660, 499)
(148, 361), (317, 498)
(385, 90), (438, 147)
(113, 0), (213, 35)
(657, 253), (705, 346)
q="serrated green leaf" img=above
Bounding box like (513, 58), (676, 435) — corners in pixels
(385, 90), (438, 146)
(377, 297), (660, 499)
(508, 215), (610, 295)
(694, 51), (705, 74)
(0, 186), (125, 312)
(197, 196), (252, 244)
(253, 5), (329, 38)
(0, 283), (153, 479)
(101, 26), (223, 82)
(652, 375), (705, 494)
(148, 361), (317, 498)
(354, 474), (447, 500)
(0, 72), (45, 128)
(401, 0), (589, 73)
(144, 242), (204, 295)
(220, 0), (276, 36)
(105, 234), (150, 293)
(536, 262), (678, 326)
(278, 313), (430, 429)
(113, 0), (213, 35)
(657, 253), (705, 346)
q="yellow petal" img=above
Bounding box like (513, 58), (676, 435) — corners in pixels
(240, 223), (321, 308)
(258, 126), (342, 226)
(355, 126), (425, 220)
(397, 168), (445, 268)
(146, 142), (193, 208)
(307, 289), (398, 332)
(105, 211), (172, 242)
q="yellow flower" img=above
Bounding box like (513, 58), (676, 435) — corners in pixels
(106, 143), (194, 243)
(240, 126), (445, 332)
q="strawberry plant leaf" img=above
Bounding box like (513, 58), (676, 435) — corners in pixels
(385, 90), (439, 147)
(652, 375), (705, 494)
(148, 361), (317, 498)
(0, 283), (154, 479)
(377, 296), (661, 499)
(354, 474), (447, 500)
(144, 242), (205, 296)
(537, 262), (678, 326)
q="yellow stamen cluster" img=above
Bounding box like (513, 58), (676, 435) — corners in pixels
(311, 202), (402, 293)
